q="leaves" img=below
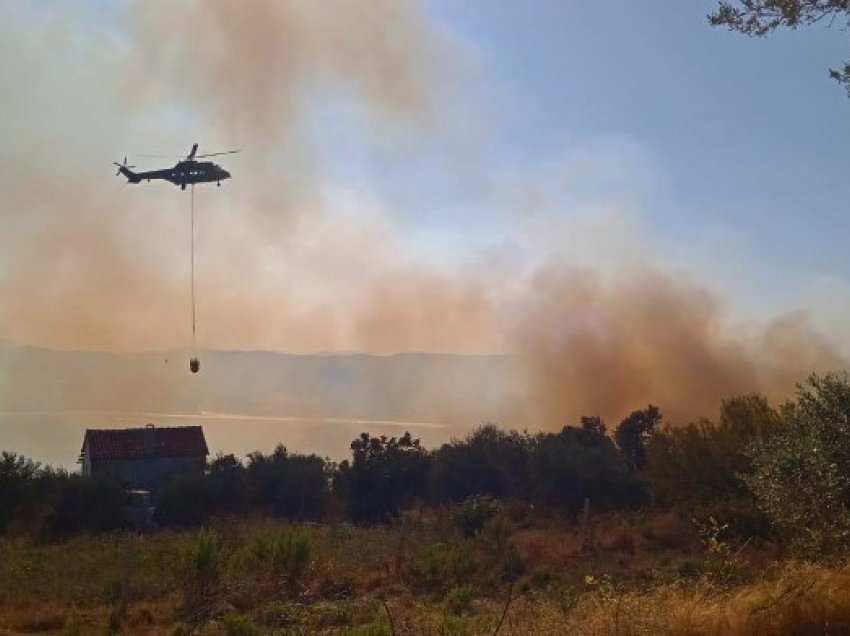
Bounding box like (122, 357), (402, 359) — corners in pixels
(747, 374), (850, 555)
(710, 1), (850, 95)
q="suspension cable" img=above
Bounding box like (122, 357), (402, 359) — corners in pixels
(190, 184), (196, 348)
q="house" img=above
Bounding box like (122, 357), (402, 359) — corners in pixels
(79, 424), (208, 492)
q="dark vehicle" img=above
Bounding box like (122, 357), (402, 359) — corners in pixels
(114, 143), (238, 190)
(123, 489), (155, 531)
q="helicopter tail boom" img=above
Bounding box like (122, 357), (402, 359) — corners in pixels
(113, 159), (142, 183)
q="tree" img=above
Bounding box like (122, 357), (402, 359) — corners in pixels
(334, 432), (431, 523)
(0, 452), (41, 534)
(430, 424), (532, 503)
(157, 454), (251, 526)
(644, 395), (781, 537)
(748, 374), (850, 554)
(645, 395), (782, 506)
(246, 446), (329, 520)
(709, 1), (850, 95)
(615, 405), (662, 470)
(47, 474), (125, 535)
(529, 417), (645, 513)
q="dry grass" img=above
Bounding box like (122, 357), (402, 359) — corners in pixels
(537, 562), (850, 636)
(1, 513), (849, 634)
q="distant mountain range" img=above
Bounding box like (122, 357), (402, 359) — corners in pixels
(0, 344), (527, 427)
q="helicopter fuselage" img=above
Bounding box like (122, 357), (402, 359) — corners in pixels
(119, 159), (231, 189)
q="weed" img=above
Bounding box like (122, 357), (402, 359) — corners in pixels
(222, 612), (262, 636)
(445, 584), (474, 615)
(500, 545), (525, 583)
(584, 573), (617, 602)
(556, 583), (580, 615)
(256, 601), (296, 629)
(420, 541), (477, 590)
(694, 515), (744, 585)
(182, 528), (222, 616)
(346, 620), (392, 636)
(251, 526), (313, 595)
(477, 514), (514, 557)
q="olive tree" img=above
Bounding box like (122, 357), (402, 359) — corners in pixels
(747, 374), (850, 554)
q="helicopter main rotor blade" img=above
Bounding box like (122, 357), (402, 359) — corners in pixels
(194, 150), (241, 158)
(136, 153), (185, 158)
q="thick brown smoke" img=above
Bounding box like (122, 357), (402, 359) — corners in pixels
(512, 266), (845, 426)
(130, 0), (443, 144)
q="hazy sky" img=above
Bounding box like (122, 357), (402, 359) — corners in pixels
(1, 0), (849, 358)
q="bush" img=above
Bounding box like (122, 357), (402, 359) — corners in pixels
(251, 527), (313, 595)
(182, 528), (222, 613)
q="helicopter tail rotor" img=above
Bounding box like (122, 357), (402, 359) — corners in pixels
(113, 157), (139, 182)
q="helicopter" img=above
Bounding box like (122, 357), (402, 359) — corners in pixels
(114, 143), (239, 190)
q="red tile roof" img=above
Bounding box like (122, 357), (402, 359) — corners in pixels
(82, 426), (208, 460)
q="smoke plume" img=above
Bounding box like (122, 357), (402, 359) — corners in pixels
(0, 0), (845, 439)
(511, 266), (844, 425)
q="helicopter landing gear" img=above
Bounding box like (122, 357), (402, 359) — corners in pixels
(190, 357), (200, 374)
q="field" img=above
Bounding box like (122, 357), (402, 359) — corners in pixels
(2, 510), (849, 636)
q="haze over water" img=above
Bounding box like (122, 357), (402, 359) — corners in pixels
(1, 411), (452, 470)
